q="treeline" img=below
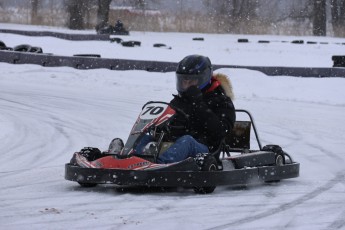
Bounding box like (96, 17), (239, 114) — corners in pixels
(0, 0), (344, 37)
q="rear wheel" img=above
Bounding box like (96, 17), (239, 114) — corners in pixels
(263, 145), (286, 165)
(275, 154), (284, 166)
(194, 156), (218, 194)
(263, 145), (286, 183)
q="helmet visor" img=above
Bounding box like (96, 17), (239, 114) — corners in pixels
(176, 73), (208, 93)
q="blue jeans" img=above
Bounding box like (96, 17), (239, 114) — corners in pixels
(135, 135), (209, 163)
(158, 135), (209, 163)
(134, 134), (154, 154)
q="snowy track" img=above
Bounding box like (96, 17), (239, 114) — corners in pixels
(1, 26), (345, 229)
(1, 65), (344, 230)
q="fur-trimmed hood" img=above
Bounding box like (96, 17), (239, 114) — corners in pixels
(213, 73), (234, 100)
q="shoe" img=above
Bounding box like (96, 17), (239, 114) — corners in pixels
(108, 138), (124, 154)
(142, 142), (158, 155)
(194, 153), (209, 167)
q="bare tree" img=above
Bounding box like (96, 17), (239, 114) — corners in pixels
(232, 0), (258, 23)
(330, 0), (345, 36)
(132, 0), (146, 9)
(96, 0), (112, 30)
(31, 0), (40, 24)
(313, 0), (326, 36)
(65, 0), (85, 29)
(203, 0), (258, 33)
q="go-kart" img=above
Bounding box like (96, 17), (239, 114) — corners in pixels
(65, 101), (300, 194)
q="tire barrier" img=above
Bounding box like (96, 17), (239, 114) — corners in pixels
(258, 40), (270, 43)
(73, 54), (101, 58)
(110, 38), (142, 47)
(0, 29), (110, 41)
(0, 40), (6, 48)
(192, 37), (204, 41)
(0, 50), (344, 77)
(121, 41), (141, 47)
(0, 50), (176, 72)
(237, 38), (345, 45)
(238, 38), (249, 43)
(96, 24), (129, 35)
(291, 40), (304, 44)
(332, 56), (345, 67)
(13, 44), (43, 53)
(0, 40), (13, 50)
(110, 38), (123, 43)
(153, 43), (172, 49)
(153, 43), (167, 47)
(213, 64), (345, 78)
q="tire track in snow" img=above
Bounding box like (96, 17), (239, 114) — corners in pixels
(0, 90), (117, 171)
(328, 209), (345, 230)
(327, 179), (345, 230)
(207, 172), (345, 230)
(0, 96), (74, 169)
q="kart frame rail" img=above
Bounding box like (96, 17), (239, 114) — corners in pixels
(65, 162), (300, 187)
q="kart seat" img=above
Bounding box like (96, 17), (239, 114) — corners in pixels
(225, 121), (251, 151)
(211, 121), (251, 167)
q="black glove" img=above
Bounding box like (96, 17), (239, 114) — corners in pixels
(180, 86), (203, 103)
(169, 95), (191, 116)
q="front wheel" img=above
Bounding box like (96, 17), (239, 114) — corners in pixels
(263, 145), (286, 183)
(194, 156), (218, 194)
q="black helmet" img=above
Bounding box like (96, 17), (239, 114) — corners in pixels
(176, 55), (213, 93)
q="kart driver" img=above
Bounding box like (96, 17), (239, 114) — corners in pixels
(157, 54), (235, 163)
(114, 54), (236, 163)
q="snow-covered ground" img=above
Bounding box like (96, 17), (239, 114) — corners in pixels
(0, 23), (345, 230)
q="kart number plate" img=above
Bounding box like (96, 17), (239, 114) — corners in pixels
(140, 103), (169, 120)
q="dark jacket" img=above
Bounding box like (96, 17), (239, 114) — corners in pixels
(167, 73), (236, 151)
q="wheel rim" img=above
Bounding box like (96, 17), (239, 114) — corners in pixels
(276, 155), (284, 166)
(208, 163), (217, 171)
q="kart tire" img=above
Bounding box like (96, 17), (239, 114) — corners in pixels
(194, 156), (217, 194)
(14, 44), (32, 52)
(275, 154), (284, 166)
(192, 37), (204, 41)
(263, 145), (285, 183)
(29, 46), (43, 53)
(110, 37), (123, 43)
(0, 40), (6, 49)
(78, 182), (97, 187)
(262, 144), (286, 165)
(121, 41), (141, 47)
(153, 43), (166, 47)
(73, 54), (101, 58)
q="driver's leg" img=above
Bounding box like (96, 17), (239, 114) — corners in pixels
(157, 135), (208, 163)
